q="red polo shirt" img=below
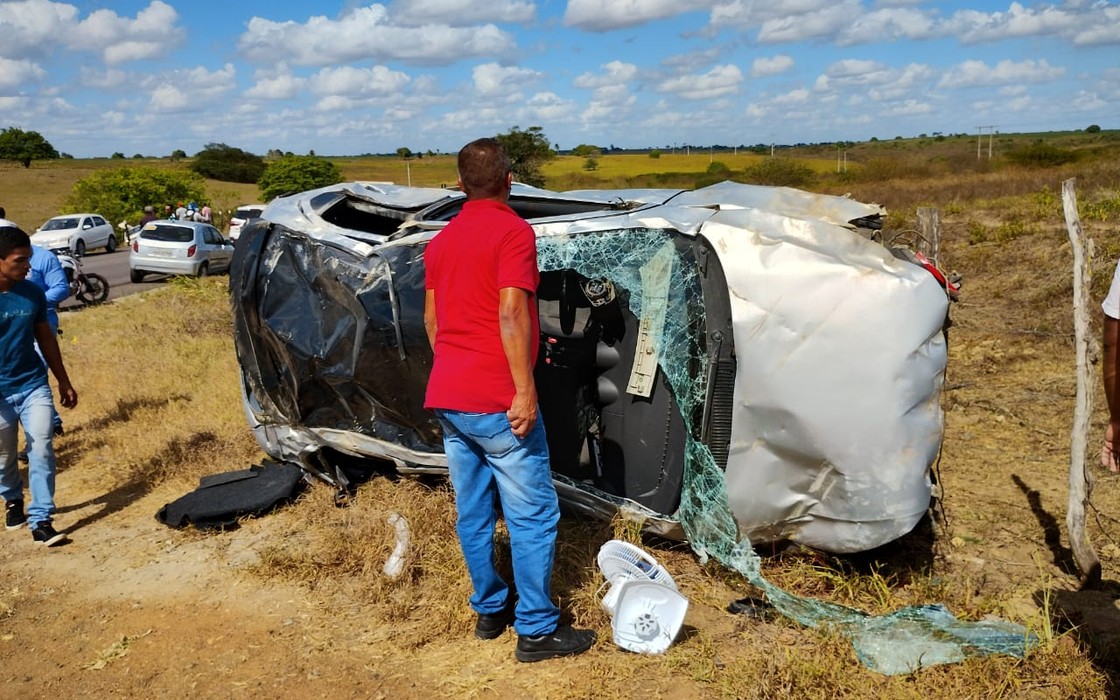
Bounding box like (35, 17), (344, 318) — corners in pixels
(424, 199), (540, 413)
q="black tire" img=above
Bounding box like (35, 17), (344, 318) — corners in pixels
(74, 239), (86, 257)
(105, 235), (117, 253)
(76, 273), (110, 304)
(196, 262), (209, 278)
(130, 269), (145, 283)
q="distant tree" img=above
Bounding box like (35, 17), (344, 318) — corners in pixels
(132, 153), (144, 159)
(191, 143), (266, 183)
(396, 147), (413, 159)
(0, 127), (60, 168)
(169, 148), (187, 160)
(649, 149), (661, 159)
(1087, 124), (1102, 133)
(869, 137), (879, 142)
(572, 144), (601, 158)
(111, 152), (125, 159)
(583, 157), (599, 171)
(266, 148), (284, 161)
(495, 126), (555, 188)
(258, 155), (342, 201)
(66, 167), (206, 227)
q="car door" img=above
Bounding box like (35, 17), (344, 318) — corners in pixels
(90, 216), (111, 248)
(204, 226), (233, 272)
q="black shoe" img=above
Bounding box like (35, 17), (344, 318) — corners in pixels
(475, 597), (516, 640)
(515, 625), (596, 662)
(5, 500), (26, 530)
(30, 522), (67, 547)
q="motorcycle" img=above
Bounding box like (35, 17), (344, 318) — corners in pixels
(56, 248), (110, 305)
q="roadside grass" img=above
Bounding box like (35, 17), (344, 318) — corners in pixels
(14, 132), (1120, 695)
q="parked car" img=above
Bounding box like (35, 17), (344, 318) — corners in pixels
(227, 204), (265, 242)
(129, 220), (234, 282)
(229, 180), (954, 554)
(32, 213), (117, 256)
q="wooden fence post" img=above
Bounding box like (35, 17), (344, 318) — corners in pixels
(916, 207), (941, 267)
(1064, 177), (1102, 588)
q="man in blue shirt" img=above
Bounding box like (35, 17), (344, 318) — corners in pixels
(27, 243), (70, 435)
(0, 223), (78, 546)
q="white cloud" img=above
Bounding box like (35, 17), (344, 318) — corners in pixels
(574, 61), (639, 89)
(522, 92), (579, 122)
(388, 0), (534, 26)
(939, 59), (1065, 89)
(148, 64), (237, 113)
(238, 6), (516, 67)
(0, 1), (180, 65)
(564, 0), (712, 32)
(657, 65), (742, 100)
(0, 59), (46, 91)
(770, 88), (811, 106)
(884, 98), (931, 116)
(0, 0), (79, 58)
(310, 65), (411, 98)
(472, 63), (544, 96)
(750, 55), (794, 78)
(836, 7), (936, 45)
(70, 1), (182, 65)
(245, 72), (307, 100)
(940, 3), (1120, 46)
(756, 0), (862, 43)
(582, 83), (637, 123)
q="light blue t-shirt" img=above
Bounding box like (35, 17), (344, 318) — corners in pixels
(0, 280), (49, 396)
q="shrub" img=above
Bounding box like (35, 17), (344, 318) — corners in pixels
(583, 157), (599, 171)
(258, 155), (342, 201)
(741, 157), (815, 187)
(1005, 142), (1078, 168)
(191, 143), (266, 183)
(649, 149), (661, 159)
(65, 167), (206, 226)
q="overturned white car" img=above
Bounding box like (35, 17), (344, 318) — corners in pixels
(229, 180), (950, 554)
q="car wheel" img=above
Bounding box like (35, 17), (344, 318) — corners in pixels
(105, 235), (117, 253)
(74, 239), (86, 257)
(196, 262), (209, 278)
(130, 269), (145, 283)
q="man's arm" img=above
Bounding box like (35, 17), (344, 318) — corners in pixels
(424, 289), (437, 350)
(499, 287), (536, 438)
(42, 253), (70, 305)
(1103, 316), (1120, 472)
(34, 321), (77, 409)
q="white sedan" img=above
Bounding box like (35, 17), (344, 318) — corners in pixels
(31, 213), (118, 256)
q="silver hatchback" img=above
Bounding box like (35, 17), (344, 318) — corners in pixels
(129, 220), (234, 282)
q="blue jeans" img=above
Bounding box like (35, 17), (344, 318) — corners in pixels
(436, 409), (560, 637)
(0, 383), (59, 528)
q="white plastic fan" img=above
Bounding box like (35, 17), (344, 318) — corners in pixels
(597, 540), (689, 654)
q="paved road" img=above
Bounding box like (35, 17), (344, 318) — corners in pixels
(56, 244), (181, 311)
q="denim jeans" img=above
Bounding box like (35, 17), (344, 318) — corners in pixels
(0, 383), (58, 528)
(436, 409), (560, 637)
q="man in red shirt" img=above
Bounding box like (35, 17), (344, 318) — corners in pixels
(424, 138), (595, 662)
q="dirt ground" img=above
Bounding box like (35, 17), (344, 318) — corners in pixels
(4, 219), (1120, 698)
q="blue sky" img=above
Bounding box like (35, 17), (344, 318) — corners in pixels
(0, 0), (1116, 158)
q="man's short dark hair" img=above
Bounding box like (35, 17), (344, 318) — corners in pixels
(458, 138), (511, 200)
(0, 224), (31, 259)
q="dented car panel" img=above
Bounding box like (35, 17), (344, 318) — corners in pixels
(229, 180), (947, 553)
